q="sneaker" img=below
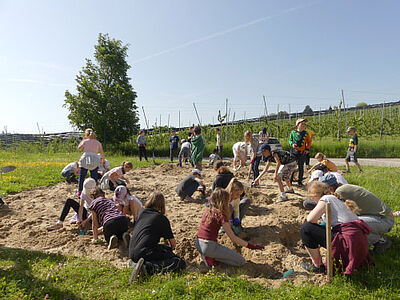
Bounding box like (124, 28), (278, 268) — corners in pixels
(76, 191), (82, 198)
(129, 257), (144, 284)
(359, 170), (363, 174)
(373, 238), (392, 255)
(47, 223), (63, 231)
(303, 200), (317, 210)
(122, 232), (131, 248)
(201, 255), (215, 267)
(251, 182), (259, 188)
(218, 227), (225, 234)
(184, 196), (194, 202)
(277, 193), (289, 203)
(107, 235), (119, 250)
(343, 170), (351, 174)
(284, 187), (294, 193)
(301, 262), (326, 274)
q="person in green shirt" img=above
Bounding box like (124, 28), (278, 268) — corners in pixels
(344, 126), (363, 173)
(191, 126), (205, 170)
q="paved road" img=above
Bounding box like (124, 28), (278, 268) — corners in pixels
(310, 158), (400, 168)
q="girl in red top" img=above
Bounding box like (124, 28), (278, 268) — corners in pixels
(195, 188), (263, 267)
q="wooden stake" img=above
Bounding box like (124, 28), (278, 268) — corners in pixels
(179, 110), (181, 130)
(326, 202), (333, 282)
(342, 90), (348, 129)
(225, 98), (228, 142)
(380, 102), (385, 140)
(193, 102), (202, 127)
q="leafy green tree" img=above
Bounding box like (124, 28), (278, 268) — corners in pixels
(64, 33), (139, 148)
(303, 105), (314, 115)
(356, 102), (368, 107)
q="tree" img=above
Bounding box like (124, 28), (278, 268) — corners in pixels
(64, 33), (139, 148)
(356, 102), (368, 108)
(303, 105), (314, 115)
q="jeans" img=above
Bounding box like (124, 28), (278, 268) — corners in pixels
(60, 198), (88, 222)
(252, 156), (262, 181)
(78, 167), (98, 192)
(195, 238), (245, 267)
(358, 215), (394, 246)
(178, 148), (192, 166)
(291, 150), (306, 184)
(185, 181), (200, 198)
(170, 148), (178, 162)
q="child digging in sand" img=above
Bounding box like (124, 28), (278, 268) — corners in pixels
(308, 152), (338, 173)
(113, 186), (143, 221)
(100, 161), (132, 191)
(61, 161), (80, 184)
(195, 188), (263, 268)
(176, 169), (206, 201)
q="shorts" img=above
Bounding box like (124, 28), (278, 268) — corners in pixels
(277, 161), (297, 181)
(345, 150), (358, 162)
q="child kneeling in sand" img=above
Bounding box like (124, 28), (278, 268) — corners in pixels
(176, 169), (206, 201)
(113, 186), (143, 221)
(308, 152), (338, 173)
(195, 188), (263, 268)
(100, 161), (132, 191)
(61, 161), (80, 183)
(128, 192), (186, 283)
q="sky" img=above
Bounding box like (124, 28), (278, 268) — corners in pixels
(1, 0), (400, 133)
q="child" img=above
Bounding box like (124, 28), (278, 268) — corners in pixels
(97, 154), (111, 178)
(191, 126), (205, 170)
(61, 161), (80, 183)
(187, 126), (194, 142)
(137, 130), (148, 162)
(47, 178), (97, 231)
(195, 188), (263, 268)
(258, 127), (269, 144)
(113, 186), (143, 221)
(128, 192), (186, 283)
(89, 188), (130, 250)
(176, 169), (206, 201)
(100, 161), (132, 191)
(225, 178), (250, 228)
(77, 128), (105, 196)
(232, 142), (247, 171)
(215, 128), (223, 158)
(344, 126), (363, 173)
(209, 148), (220, 166)
(300, 181), (371, 274)
(305, 130), (316, 168)
(254, 144), (297, 202)
(289, 119), (312, 186)
(211, 164), (234, 191)
(169, 130), (180, 162)
(308, 152), (338, 173)
(178, 139), (192, 167)
(244, 131), (261, 187)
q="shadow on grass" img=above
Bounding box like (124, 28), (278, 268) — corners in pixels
(0, 247), (82, 299)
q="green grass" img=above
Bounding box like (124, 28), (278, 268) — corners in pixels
(0, 151), (166, 196)
(0, 153), (399, 299)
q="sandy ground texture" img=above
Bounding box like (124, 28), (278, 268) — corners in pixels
(0, 162), (328, 287)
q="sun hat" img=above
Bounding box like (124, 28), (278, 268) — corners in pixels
(82, 178), (97, 197)
(113, 185), (129, 206)
(308, 170), (324, 184)
(319, 173), (337, 186)
(192, 169), (201, 176)
(295, 118), (308, 126)
(346, 126), (356, 133)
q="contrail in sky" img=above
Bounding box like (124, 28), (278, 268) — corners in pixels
(133, 1), (321, 63)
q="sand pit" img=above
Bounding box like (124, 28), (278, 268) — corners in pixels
(0, 162), (327, 286)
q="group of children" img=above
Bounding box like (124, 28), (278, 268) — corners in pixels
(51, 121), (394, 281)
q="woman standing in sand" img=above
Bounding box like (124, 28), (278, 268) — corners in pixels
(77, 129), (105, 197)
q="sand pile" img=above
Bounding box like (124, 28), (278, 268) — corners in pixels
(0, 162), (326, 286)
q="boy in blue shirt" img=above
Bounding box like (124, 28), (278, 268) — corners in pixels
(169, 130), (180, 162)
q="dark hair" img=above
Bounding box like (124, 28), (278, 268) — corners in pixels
(90, 187), (105, 200)
(139, 130), (144, 134)
(212, 148), (218, 154)
(315, 164), (329, 172)
(121, 161), (133, 169)
(145, 191), (166, 214)
(217, 166), (232, 175)
(194, 126), (201, 135)
(213, 160), (224, 171)
(262, 127), (267, 134)
(216, 128), (220, 132)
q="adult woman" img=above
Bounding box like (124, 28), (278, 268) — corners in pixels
(77, 128), (105, 196)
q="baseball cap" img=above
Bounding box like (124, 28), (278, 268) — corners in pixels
(308, 170), (324, 183)
(346, 126), (356, 133)
(319, 173), (337, 186)
(295, 118), (308, 126)
(192, 169), (201, 176)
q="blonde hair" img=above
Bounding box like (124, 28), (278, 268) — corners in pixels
(333, 192), (361, 214)
(121, 161), (133, 169)
(145, 191), (166, 214)
(85, 128), (96, 139)
(244, 131), (253, 143)
(225, 178), (244, 200)
(206, 188), (230, 223)
(315, 152), (325, 160)
(307, 181), (331, 199)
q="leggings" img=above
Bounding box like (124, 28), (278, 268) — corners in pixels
(252, 156), (262, 181)
(195, 238), (245, 266)
(60, 198), (87, 222)
(103, 216), (129, 243)
(78, 167), (98, 192)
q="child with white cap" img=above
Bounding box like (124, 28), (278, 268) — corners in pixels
(47, 178), (97, 231)
(175, 169), (206, 201)
(113, 186), (143, 221)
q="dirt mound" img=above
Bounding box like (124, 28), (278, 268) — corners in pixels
(0, 161), (321, 285)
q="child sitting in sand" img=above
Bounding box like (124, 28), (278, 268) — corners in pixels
(195, 188), (263, 268)
(308, 152), (338, 173)
(100, 161), (132, 191)
(175, 169), (206, 201)
(61, 161), (80, 183)
(89, 188), (130, 250)
(113, 186), (143, 221)
(209, 148), (220, 166)
(47, 178), (96, 231)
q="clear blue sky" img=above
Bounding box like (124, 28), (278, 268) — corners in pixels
(1, 0), (399, 133)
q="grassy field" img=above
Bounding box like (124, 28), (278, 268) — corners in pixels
(0, 151), (399, 299)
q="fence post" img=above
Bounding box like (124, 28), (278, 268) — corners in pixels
(225, 98), (228, 143)
(380, 102), (385, 140)
(326, 202), (333, 282)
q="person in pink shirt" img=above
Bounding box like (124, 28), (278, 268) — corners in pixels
(77, 129), (105, 196)
(100, 161), (132, 191)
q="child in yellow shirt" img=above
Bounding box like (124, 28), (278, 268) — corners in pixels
(308, 152), (338, 173)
